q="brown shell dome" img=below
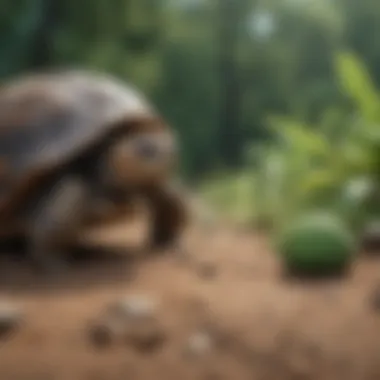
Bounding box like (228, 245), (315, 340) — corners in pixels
(0, 70), (167, 217)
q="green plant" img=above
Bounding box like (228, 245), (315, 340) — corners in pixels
(248, 51), (379, 231)
(276, 211), (357, 276)
(199, 52), (379, 231)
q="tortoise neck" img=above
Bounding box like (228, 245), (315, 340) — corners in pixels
(80, 150), (136, 205)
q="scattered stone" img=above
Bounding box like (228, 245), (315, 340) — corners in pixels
(184, 330), (214, 359)
(88, 320), (119, 348)
(0, 303), (22, 340)
(108, 295), (158, 322)
(101, 295), (166, 353)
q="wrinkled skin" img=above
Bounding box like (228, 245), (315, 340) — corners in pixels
(0, 71), (188, 273)
(1, 122), (188, 273)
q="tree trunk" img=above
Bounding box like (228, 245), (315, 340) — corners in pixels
(218, 0), (242, 167)
(29, 0), (61, 69)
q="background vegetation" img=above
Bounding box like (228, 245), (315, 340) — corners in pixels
(0, 0), (379, 231)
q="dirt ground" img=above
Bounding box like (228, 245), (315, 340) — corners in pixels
(0, 215), (380, 380)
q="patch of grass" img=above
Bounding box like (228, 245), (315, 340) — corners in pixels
(199, 171), (256, 224)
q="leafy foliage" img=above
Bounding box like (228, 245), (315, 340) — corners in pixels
(0, 0), (379, 230)
(205, 52), (379, 232)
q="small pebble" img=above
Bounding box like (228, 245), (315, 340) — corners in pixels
(88, 314), (125, 348)
(0, 303), (22, 339)
(88, 322), (115, 348)
(107, 295), (158, 323)
(184, 330), (213, 359)
(104, 295), (166, 353)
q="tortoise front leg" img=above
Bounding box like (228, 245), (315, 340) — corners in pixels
(26, 176), (88, 273)
(145, 183), (188, 252)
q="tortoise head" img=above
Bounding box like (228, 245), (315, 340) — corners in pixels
(105, 118), (178, 189)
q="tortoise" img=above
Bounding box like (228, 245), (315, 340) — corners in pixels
(0, 70), (188, 272)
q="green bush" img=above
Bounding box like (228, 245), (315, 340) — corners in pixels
(200, 51), (379, 231)
(277, 211), (357, 276)
(250, 52), (379, 231)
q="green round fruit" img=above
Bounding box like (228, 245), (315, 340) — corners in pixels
(277, 212), (357, 276)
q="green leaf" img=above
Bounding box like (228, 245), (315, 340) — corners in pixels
(335, 51), (380, 123)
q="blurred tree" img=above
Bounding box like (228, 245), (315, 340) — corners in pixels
(217, 0), (244, 167)
(0, 0), (379, 182)
(28, 0), (62, 69)
(338, 0), (380, 85)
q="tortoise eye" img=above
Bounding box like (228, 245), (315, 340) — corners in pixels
(134, 138), (160, 160)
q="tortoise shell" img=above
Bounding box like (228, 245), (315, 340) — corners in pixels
(0, 70), (169, 218)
